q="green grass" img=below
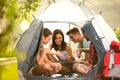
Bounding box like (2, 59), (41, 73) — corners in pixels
(0, 57), (18, 80)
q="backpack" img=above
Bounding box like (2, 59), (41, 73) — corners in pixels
(103, 40), (120, 77)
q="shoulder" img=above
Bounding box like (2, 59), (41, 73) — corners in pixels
(48, 43), (52, 49)
(83, 38), (90, 44)
(65, 43), (71, 50)
(66, 43), (70, 47)
(49, 43), (52, 46)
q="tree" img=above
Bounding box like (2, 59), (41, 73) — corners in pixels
(0, 0), (41, 58)
(115, 28), (120, 41)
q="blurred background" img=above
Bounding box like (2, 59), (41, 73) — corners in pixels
(87, 0), (120, 29)
(35, 0), (120, 29)
(0, 0), (120, 58)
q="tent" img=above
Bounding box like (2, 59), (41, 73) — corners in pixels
(15, 0), (118, 80)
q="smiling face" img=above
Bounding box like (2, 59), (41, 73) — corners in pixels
(52, 29), (66, 51)
(69, 33), (80, 43)
(66, 27), (81, 43)
(55, 33), (63, 46)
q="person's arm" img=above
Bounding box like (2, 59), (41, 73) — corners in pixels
(44, 55), (62, 73)
(44, 55), (53, 64)
(47, 43), (63, 57)
(47, 43), (58, 55)
(36, 47), (47, 65)
(47, 49), (57, 55)
(66, 44), (74, 63)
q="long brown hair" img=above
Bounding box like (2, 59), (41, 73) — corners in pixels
(52, 29), (66, 51)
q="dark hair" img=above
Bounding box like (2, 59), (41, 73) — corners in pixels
(52, 29), (66, 51)
(81, 28), (85, 33)
(43, 28), (52, 37)
(66, 27), (80, 35)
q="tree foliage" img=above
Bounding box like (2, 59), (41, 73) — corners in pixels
(0, 0), (41, 58)
(115, 28), (120, 41)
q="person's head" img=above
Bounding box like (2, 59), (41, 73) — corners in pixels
(42, 28), (52, 45)
(66, 27), (82, 43)
(81, 29), (90, 41)
(52, 29), (66, 51)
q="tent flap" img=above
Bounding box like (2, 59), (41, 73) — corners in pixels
(82, 21), (106, 77)
(15, 18), (43, 74)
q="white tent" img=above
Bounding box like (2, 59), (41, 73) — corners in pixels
(37, 0), (118, 76)
(16, 0), (118, 79)
(37, 0), (95, 22)
(36, 0), (118, 77)
(36, 0), (97, 47)
(37, 0), (118, 50)
(91, 15), (118, 50)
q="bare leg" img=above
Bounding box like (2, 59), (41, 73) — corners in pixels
(47, 54), (57, 62)
(32, 63), (53, 76)
(72, 63), (89, 75)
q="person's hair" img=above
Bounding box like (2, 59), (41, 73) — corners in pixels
(66, 27), (80, 35)
(52, 29), (66, 51)
(43, 28), (52, 37)
(81, 28), (85, 33)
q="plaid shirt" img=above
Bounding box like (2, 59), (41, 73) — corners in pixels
(88, 42), (98, 66)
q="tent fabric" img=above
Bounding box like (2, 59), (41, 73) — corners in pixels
(81, 21), (106, 77)
(24, 74), (92, 80)
(15, 18), (43, 74)
(37, 0), (96, 22)
(91, 15), (118, 51)
(15, 0), (119, 79)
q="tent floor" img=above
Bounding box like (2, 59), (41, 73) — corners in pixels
(24, 73), (92, 80)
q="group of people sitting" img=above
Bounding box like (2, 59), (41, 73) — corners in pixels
(31, 27), (98, 78)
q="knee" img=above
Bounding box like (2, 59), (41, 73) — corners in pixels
(56, 63), (62, 71)
(72, 63), (80, 70)
(44, 63), (53, 71)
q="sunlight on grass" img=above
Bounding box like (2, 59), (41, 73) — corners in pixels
(0, 57), (18, 80)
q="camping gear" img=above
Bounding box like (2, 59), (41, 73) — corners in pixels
(15, 18), (90, 80)
(103, 40), (120, 78)
(15, 0), (118, 80)
(109, 65), (120, 78)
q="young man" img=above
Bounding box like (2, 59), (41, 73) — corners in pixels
(72, 28), (98, 75)
(66, 27), (90, 62)
(32, 28), (62, 76)
(66, 27), (90, 48)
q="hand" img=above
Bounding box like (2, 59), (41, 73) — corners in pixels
(73, 49), (81, 55)
(56, 51), (63, 57)
(53, 63), (62, 73)
(73, 53), (81, 62)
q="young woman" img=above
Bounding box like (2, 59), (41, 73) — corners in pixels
(32, 28), (62, 76)
(47, 29), (74, 75)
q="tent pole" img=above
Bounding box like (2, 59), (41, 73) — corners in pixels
(83, 0), (85, 4)
(42, 21), (82, 28)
